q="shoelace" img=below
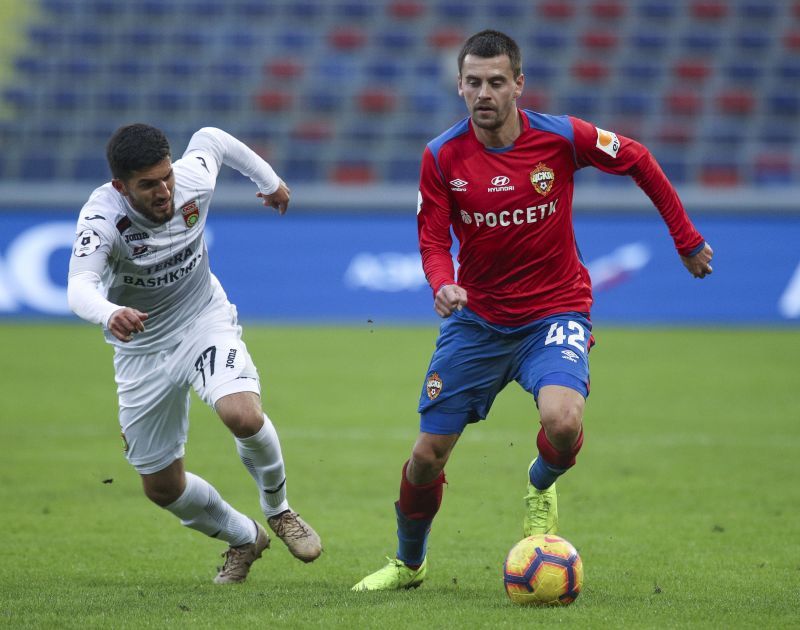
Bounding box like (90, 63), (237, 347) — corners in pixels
(272, 513), (309, 540)
(218, 544), (251, 575)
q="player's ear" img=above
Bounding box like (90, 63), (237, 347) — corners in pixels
(457, 74), (464, 97)
(513, 73), (524, 100)
(112, 178), (128, 196)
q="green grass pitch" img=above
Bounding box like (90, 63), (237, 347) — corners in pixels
(1, 322), (798, 628)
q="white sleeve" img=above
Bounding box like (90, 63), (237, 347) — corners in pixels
(67, 271), (121, 328)
(184, 127), (280, 195)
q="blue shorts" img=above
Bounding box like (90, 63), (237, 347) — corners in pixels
(417, 308), (592, 435)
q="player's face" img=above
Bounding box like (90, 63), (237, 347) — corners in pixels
(113, 158), (176, 224)
(458, 54), (524, 134)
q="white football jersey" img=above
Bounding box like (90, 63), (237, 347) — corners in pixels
(68, 128), (278, 353)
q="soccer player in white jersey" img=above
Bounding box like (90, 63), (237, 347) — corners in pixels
(67, 124), (322, 584)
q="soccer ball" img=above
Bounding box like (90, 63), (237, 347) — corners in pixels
(503, 534), (583, 606)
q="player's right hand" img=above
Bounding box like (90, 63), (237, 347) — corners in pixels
(434, 284), (468, 318)
(108, 307), (149, 342)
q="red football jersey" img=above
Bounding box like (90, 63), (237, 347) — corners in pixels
(417, 109), (705, 326)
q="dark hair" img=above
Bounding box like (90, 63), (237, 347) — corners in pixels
(457, 30), (522, 78)
(106, 123), (171, 180)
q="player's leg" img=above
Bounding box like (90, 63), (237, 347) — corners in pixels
(214, 391), (321, 562)
(142, 457), (269, 584)
(115, 348), (266, 583)
(186, 303), (321, 563)
(515, 313), (591, 535)
(351, 431), (458, 591)
(353, 309), (512, 591)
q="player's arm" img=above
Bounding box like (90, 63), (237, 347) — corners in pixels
(67, 221), (148, 342)
(183, 127), (288, 214)
(570, 117), (713, 279)
(418, 147), (467, 317)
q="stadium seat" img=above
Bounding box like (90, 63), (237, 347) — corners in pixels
(664, 89), (704, 116)
(517, 91), (550, 112)
(19, 151), (59, 180)
(715, 89), (756, 116)
(673, 60), (713, 81)
(767, 93), (800, 117)
(580, 31), (619, 51)
(612, 92), (654, 115)
(386, 156), (421, 182)
(698, 160), (740, 186)
(265, 59), (305, 80)
(753, 153), (794, 185)
(539, 1), (576, 19)
(428, 27), (466, 49)
(690, 1), (729, 20)
(491, 2), (524, 18)
(387, 1), (426, 19)
(72, 154), (110, 181)
(335, 1), (375, 19)
(329, 26), (367, 50)
(571, 60), (611, 82)
(638, 0), (676, 19)
(330, 161), (376, 184)
(590, 1), (625, 19)
(681, 31), (722, 52)
(620, 61), (663, 83)
(435, 1), (476, 20)
(738, 1), (778, 20)
(356, 88), (397, 114)
(253, 91), (293, 112)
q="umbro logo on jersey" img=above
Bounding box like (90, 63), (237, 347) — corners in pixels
(449, 179), (468, 191)
(488, 175), (514, 192)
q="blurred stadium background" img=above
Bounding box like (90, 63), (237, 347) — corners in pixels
(0, 0), (798, 324)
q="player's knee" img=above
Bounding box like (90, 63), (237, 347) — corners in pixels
(409, 444), (446, 481)
(540, 404), (583, 450)
(143, 480), (183, 507)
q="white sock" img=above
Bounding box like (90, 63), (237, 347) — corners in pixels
(236, 413), (290, 518)
(164, 472), (256, 547)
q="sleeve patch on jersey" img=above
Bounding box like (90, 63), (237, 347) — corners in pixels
(73, 229), (101, 257)
(595, 127), (620, 158)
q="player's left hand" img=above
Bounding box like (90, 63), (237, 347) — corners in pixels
(681, 242), (713, 278)
(257, 180), (290, 215)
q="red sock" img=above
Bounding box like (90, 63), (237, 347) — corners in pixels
(537, 427), (584, 469)
(397, 460), (445, 520)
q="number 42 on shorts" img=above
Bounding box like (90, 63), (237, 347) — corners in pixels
(544, 321), (587, 353)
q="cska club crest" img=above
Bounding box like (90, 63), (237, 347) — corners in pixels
(426, 372), (443, 400)
(530, 163), (555, 196)
(181, 200), (200, 228)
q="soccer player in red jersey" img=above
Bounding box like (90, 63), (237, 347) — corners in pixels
(353, 30), (713, 591)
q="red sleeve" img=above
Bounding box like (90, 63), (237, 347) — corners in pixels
(570, 116), (705, 256)
(417, 146), (455, 295)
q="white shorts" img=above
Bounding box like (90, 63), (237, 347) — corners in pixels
(114, 299), (260, 474)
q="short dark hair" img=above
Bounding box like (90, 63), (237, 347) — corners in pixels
(457, 30), (522, 78)
(106, 123), (171, 180)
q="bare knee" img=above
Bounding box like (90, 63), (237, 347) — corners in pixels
(141, 460), (185, 507)
(408, 433), (458, 484)
(538, 386), (585, 450)
(216, 392), (264, 438)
